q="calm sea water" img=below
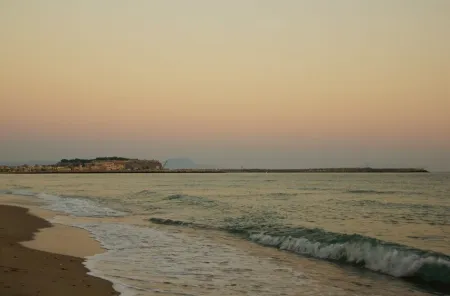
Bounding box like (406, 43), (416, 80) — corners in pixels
(1, 173), (449, 295)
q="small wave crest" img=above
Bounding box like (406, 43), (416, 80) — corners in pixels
(347, 189), (399, 194)
(164, 194), (217, 207)
(1, 188), (36, 196)
(1, 188), (126, 217)
(149, 217), (194, 227)
(299, 187), (329, 191)
(222, 211), (284, 233)
(346, 189), (424, 196)
(134, 190), (157, 196)
(270, 192), (298, 198)
(38, 193), (127, 217)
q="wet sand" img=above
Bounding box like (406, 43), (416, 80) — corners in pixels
(0, 205), (119, 296)
(21, 223), (105, 258)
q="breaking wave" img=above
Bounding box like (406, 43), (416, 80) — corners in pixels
(149, 217), (450, 291)
(249, 230), (450, 289)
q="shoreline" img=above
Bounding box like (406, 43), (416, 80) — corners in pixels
(0, 204), (119, 296)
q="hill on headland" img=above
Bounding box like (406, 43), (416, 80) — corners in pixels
(163, 158), (219, 169)
(163, 158), (197, 169)
(163, 158), (218, 170)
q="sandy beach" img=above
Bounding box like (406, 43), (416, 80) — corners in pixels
(0, 204), (119, 296)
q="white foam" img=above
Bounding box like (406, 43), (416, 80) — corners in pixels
(4, 189), (126, 217)
(69, 222), (347, 296)
(249, 233), (450, 278)
(6, 189), (36, 196)
(3, 189), (126, 217)
(34, 192), (126, 217)
(25, 191), (342, 295)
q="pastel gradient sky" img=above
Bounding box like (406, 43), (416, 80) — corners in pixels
(1, 0), (449, 170)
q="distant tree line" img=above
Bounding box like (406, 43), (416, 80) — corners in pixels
(94, 157), (130, 161)
(59, 157), (131, 165)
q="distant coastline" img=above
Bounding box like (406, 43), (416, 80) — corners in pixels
(0, 168), (429, 174)
(0, 156), (429, 174)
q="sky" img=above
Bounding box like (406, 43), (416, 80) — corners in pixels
(1, 0), (449, 170)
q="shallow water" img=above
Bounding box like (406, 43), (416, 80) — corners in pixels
(1, 173), (449, 295)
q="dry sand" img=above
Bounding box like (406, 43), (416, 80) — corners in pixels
(0, 204), (119, 296)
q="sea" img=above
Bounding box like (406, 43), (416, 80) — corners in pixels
(0, 173), (449, 296)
